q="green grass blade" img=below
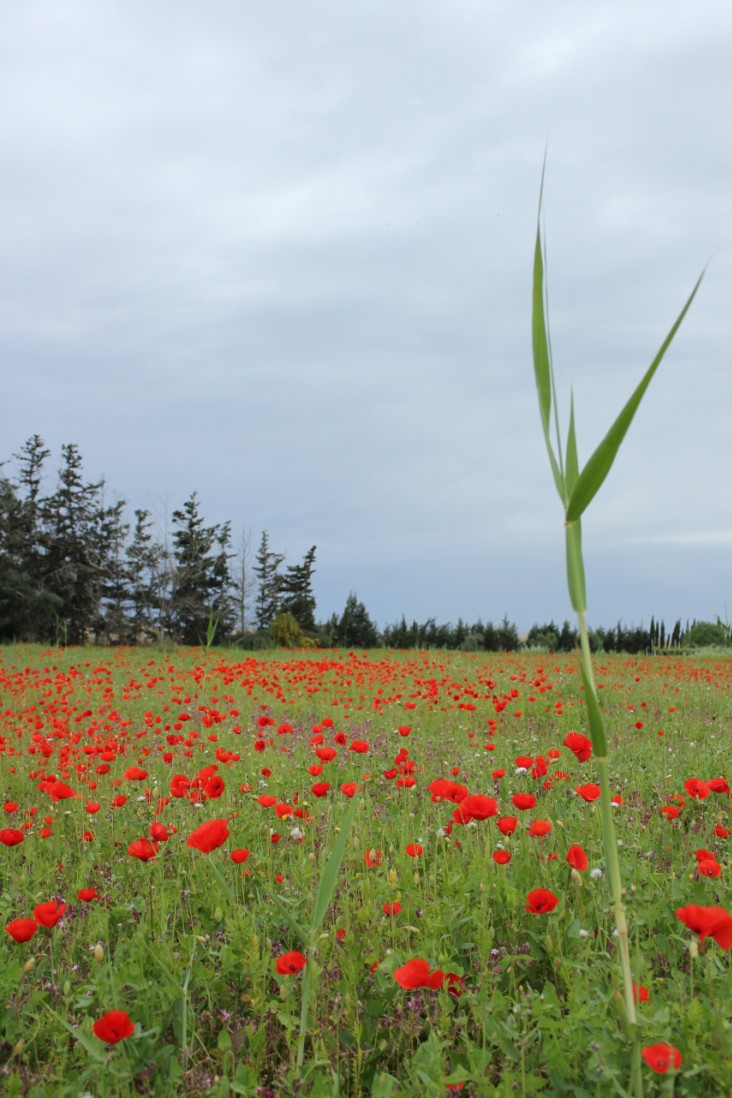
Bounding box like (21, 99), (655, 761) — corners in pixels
(532, 227), (566, 502)
(565, 271), (704, 522)
(565, 390), (579, 498)
(309, 790), (361, 936)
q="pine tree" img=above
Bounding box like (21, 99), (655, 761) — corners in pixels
(10, 436), (59, 639)
(126, 509), (162, 642)
(92, 493), (130, 643)
(279, 545), (317, 632)
(43, 444), (103, 644)
(333, 592), (379, 648)
(253, 531), (284, 631)
(170, 493), (224, 645)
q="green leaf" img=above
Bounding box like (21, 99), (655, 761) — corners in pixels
(309, 791), (361, 936)
(565, 270), (704, 522)
(532, 226), (565, 502)
(565, 391), (579, 499)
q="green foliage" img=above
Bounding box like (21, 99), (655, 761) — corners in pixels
(333, 592), (380, 648)
(681, 619), (731, 648)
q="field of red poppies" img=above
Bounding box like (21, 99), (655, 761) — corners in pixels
(1, 645), (730, 1096)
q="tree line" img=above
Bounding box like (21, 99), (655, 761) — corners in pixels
(1, 437), (728, 651)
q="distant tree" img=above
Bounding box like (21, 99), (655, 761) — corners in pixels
(497, 615), (519, 651)
(126, 509), (161, 641)
(231, 526), (255, 640)
(681, 620), (730, 648)
(333, 592), (380, 648)
(210, 521), (235, 641)
(0, 474), (29, 639)
(12, 435), (58, 639)
(170, 493), (229, 645)
(525, 621), (560, 651)
(279, 545), (317, 632)
(43, 444), (103, 644)
(558, 619), (578, 652)
(253, 531), (284, 631)
(92, 493), (130, 643)
(483, 621), (499, 652)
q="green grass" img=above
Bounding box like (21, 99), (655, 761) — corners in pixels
(0, 644), (730, 1096)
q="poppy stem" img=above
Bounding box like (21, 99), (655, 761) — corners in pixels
(575, 611), (642, 1098)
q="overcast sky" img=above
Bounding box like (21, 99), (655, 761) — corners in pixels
(1, 0), (730, 633)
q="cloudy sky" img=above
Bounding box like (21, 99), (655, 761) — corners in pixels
(1, 0), (730, 633)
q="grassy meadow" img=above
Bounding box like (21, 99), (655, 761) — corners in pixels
(0, 644), (730, 1097)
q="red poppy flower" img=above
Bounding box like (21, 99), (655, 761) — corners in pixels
(85, 802), (101, 814)
(340, 782), (358, 798)
(563, 732), (592, 762)
(528, 820), (552, 838)
(405, 843), (423, 857)
(632, 983), (650, 1003)
(675, 905), (732, 949)
(0, 829), (24, 847)
(148, 822), (169, 843)
(383, 902), (402, 916)
(111, 795), (128, 808)
(311, 782), (331, 798)
(697, 859), (721, 878)
(93, 1010), (135, 1043)
(187, 818), (229, 854)
(641, 1043), (682, 1073)
(128, 837), (157, 861)
(257, 794), (277, 808)
(275, 950), (306, 975)
(660, 805), (679, 820)
(393, 958), (444, 990)
(170, 774), (191, 798)
(315, 747), (337, 763)
(496, 816), (518, 836)
(566, 844), (588, 871)
(511, 794), (536, 811)
(33, 900), (66, 927)
(525, 888), (559, 915)
(230, 848), (250, 864)
(364, 849), (383, 867)
(707, 777), (730, 795)
(575, 783), (601, 803)
(203, 775), (225, 799)
(77, 888), (101, 902)
(124, 766), (148, 781)
(684, 777), (709, 800)
(492, 850), (511, 865)
(6, 918), (38, 943)
(457, 794), (499, 822)
(349, 740), (369, 753)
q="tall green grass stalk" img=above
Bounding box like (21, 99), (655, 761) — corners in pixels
(531, 165), (703, 1095)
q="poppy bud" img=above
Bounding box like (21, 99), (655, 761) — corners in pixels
(689, 939), (699, 960)
(13, 1040), (25, 1056)
(388, 869), (398, 884)
(571, 869), (583, 888)
(23, 958), (35, 973)
(94, 943), (104, 963)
